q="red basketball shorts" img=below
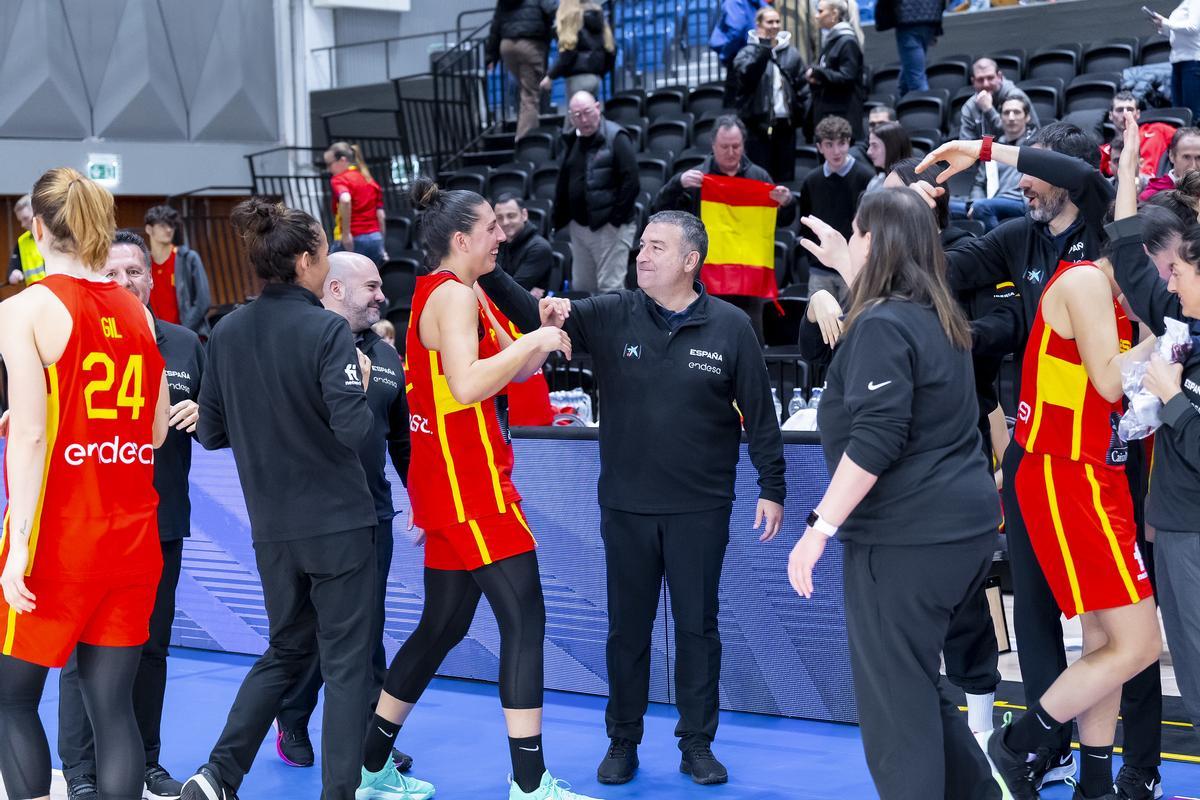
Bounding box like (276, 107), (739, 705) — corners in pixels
(424, 502), (537, 571)
(1, 573), (159, 667)
(1016, 452), (1153, 619)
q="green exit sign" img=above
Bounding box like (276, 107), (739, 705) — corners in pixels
(86, 154), (120, 188)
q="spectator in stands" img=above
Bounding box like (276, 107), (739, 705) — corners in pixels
(372, 319), (397, 349)
(873, 0), (944, 97)
(485, 0), (557, 140)
(324, 141), (387, 267)
(967, 95), (1033, 231)
(1148, 1), (1200, 119)
(711, 0), (770, 105)
(959, 57), (1040, 141)
(1141, 126), (1200, 200)
(651, 115), (795, 339)
(1100, 91), (1177, 180)
(806, 0), (865, 140)
(494, 193), (554, 296)
(798, 115), (875, 302)
(143, 205), (211, 338)
(553, 91), (639, 292)
(730, 6), (807, 182)
(539, 0), (615, 119)
(868, 105), (897, 131)
(863, 121), (912, 193)
(6, 194), (44, 286)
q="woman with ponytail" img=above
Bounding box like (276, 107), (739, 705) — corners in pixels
(324, 141), (388, 267)
(0, 167), (171, 800)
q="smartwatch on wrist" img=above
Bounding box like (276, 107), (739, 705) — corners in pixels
(980, 135), (994, 163)
(806, 510), (839, 538)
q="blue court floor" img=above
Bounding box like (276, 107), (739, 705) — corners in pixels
(21, 649), (1200, 800)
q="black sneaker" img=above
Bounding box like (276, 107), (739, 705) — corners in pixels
(393, 747), (414, 773)
(981, 727), (1040, 800)
(66, 774), (99, 800)
(596, 737), (638, 784)
(1035, 747), (1078, 789)
(1114, 764), (1164, 799)
(180, 764), (239, 800)
(275, 722), (314, 768)
(679, 741), (728, 785)
(1072, 790), (1119, 800)
(145, 762), (184, 798)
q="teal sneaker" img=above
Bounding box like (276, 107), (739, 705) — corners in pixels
(508, 771), (602, 800)
(356, 757), (436, 800)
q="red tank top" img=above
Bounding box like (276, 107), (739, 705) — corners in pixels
(404, 271), (520, 530)
(1015, 262), (1132, 469)
(480, 292), (555, 427)
(1, 275), (165, 579)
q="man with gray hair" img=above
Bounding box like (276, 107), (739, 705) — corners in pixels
(479, 211), (786, 788)
(553, 90), (640, 293)
(959, 57), (1040, 141)
(271, 251), (416, 776)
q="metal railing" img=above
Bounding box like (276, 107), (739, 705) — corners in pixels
(321, 107), (424, 213)
(166, 186), (257, 308)
(245, 147), (335, 233)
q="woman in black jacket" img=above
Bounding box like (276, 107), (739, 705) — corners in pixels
(789, 189), (1003, 800)
(540, 0), (615, 111)
(730, 5), (806, 182)
(806, 0), (865, 140)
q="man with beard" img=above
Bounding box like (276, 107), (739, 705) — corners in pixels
(272, 251), (416, 776)
(916, 122), (1167, 799)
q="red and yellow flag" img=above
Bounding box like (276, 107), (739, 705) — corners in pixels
(698, 173), (779, 299)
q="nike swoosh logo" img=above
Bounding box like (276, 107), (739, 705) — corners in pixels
(377, 727), (392, 735)
(867, 380), (892, 391)
(519, 745), (540, 752)
(1036, 715), (1052, 730)
(1145, 781), (1156, 791)
(1085, 753), (1109, 759)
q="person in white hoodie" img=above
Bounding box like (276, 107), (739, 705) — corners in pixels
(731, 6), (807, 181)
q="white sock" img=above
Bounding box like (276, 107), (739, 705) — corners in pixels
(967, 691), (995, 733)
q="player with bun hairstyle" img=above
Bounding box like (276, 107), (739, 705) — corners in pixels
(0, 167), (171, 800)
(181, 198), (381, 800)
(356, 178), (598, 800)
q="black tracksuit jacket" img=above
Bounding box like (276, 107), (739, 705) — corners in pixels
(197, 283), (376, 541)
(478, 267), (786, 512)
(154, 319), (206, 541)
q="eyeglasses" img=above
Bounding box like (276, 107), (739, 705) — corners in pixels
(570, 107), (599, 120)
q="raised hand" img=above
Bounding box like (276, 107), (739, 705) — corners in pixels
(526, 325), (573, 360)
(916, 139), (984, 183)
(539, 296), (571, 328)
(799, 215), (852, 278)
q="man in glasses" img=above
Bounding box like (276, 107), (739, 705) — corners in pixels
(552, 91), (640, 293)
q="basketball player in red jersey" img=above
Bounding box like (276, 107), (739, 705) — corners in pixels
(357, 178), (600, 800)
(982, 252), (1161, 799)
(0, 167), (170, 800)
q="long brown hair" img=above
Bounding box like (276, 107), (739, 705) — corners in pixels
(556, 0), (615, 52)
(844, 189), (972, 350)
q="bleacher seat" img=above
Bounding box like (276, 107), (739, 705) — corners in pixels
(646, 119), (689, 160)
(446, 170), (487, 194)
(693, 115), (718, 150)
(1141, 34), (1171, 65)
(525, 197), (553, 236)
(531, 165), (559, 200)
(1082, 39), (1136, 74)
(949, 86), (977, 135)
(487, 166), (531, 200)
(637, 155), (670, 195)
(872, 63), (902, 98)
(623, 119), (649, 150)
(687, 86), (726, 119)
(381, 257), (419, 317)
(551, 241), (572, 292)
(1141, 107), (1194, 128)
(606, 94), (645, 126)
(794, 145), (820, 177)
(646, 88), (687, 121)
(1018, 78), (1065, 121)
(1061, 108), (1107, 140)
(673, 146), (708, 174)
(1065, 73), (1121, 113)
(926, 56), (971, 94)
(897, 90), (950, 133)
(384, 216), (411, 254)
(989, 49), (1026, 81)
(763, 298), (808, 347)
(950, 219), (987, 237)
(907, 128), (943, 157)
(1027, 46), (1080, 83)
(515, 133), (556, 166)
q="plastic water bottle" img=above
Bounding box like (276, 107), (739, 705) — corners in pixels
(787, 388), (806, 419)
(771, 387), (783, 424)
(808, 385), (824, 410)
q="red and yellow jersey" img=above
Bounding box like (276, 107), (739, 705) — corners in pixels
(404, 271), (520, 531)
(480, 292), (554, 427)
(1015, 262), (1131, 469)
(1, 275), (165, 580)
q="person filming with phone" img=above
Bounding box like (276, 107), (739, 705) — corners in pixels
(1146, 1), (1200, 118)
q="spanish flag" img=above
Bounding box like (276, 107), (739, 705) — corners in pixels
(699, 174), (779, 299)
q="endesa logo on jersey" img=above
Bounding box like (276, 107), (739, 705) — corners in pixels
(63, 437), (154, 467)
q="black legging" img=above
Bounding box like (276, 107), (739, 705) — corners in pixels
(0, 644), (142, 800)
(384, 551), (544, 709)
